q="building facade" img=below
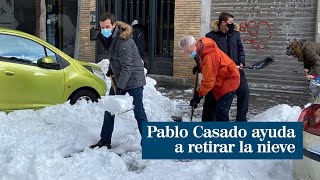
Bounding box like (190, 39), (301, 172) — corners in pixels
(3, 0), (318, 93)
(174, 0), (318, 93)
(93, 0), (318, 93)
(206, 0), (317, 93)
(0, 0), (95, 62)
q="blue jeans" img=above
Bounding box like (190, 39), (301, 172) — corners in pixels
(100, 87), (148, 144)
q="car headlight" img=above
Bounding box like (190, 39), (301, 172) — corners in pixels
(83, 65), (106, 81)
(92, 67), (106, 81)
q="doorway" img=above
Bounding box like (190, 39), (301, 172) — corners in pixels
(96, 0), (175, 75)
(45, 0), (78, 57)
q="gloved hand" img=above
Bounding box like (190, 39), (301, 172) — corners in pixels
(116, 88), (124, 95)
(189, 92), (202, 109)
(106, 68), (114, 77)
(238, 63), (244, 70)
(192, 66), (201, 75)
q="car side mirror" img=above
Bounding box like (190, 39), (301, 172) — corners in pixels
(37, 56), (60, 70)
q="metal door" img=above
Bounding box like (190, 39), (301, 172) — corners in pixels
(96, 0), (174, 75)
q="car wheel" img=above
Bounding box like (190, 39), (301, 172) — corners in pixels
(69, 89), (98, 105)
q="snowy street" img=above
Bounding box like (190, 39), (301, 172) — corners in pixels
(157, 84), (312, 121)
(1, 0), (319, 178)
(0, 60), (307, 180)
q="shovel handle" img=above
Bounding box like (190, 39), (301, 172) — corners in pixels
(110, 76), (117, 94)
(238, 66), (252, 69)
(191, 71), (199, 121)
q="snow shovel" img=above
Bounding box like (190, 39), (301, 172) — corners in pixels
(171, 115), (183, 122)
(108, 73), (135, 114)
(190, 54), (201, 122)
(171, 54), (201, 122)
(110, 76), (118, 94)
(110, 106), (135, 116)
(238, 56), (276, 70)
(171, 71), (199, 122)
(190, 71), (199, 122)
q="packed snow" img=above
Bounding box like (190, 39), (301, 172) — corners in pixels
(0, 60), (303, 180)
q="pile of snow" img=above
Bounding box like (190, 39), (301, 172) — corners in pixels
(96, 59), (175, 122)
(250, 104), (302, 122)
(0, 59), (304, 179)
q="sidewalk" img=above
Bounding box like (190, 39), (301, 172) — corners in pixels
(156, 84), (313, 120)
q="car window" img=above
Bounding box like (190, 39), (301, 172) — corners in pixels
(0, 34), (46, 65)
(46, 48), (57, 62)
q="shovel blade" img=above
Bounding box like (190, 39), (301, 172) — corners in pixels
(171, 115), (183, 122)
(249, 56), (276, 70)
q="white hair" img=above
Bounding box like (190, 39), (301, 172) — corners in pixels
(131, 20), (138, 26)
(179, 35), (196, 49)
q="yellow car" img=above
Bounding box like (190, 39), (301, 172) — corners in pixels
(0, 28), (107, 112)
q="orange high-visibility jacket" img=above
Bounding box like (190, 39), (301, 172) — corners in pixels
(196, 37), (240, 100)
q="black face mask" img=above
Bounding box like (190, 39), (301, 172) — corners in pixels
(227, 23), (234, 32)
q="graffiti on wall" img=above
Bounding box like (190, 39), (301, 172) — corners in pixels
(239, 20), (272, 51)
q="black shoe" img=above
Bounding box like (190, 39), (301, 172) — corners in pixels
(89, 139), (112, 149)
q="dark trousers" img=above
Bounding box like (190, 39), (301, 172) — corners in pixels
(236, 71), (250, 122)
(202, 91), (216, 122)
(202, 91), (235, 122)
(100, 87), (148, 144)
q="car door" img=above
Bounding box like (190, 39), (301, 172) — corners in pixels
(0, 34), (65, 111)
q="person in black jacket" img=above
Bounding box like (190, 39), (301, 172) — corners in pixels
(131, 20), (146, 58)
(90, 12), (148, 149)
(205, 12), (249, 122)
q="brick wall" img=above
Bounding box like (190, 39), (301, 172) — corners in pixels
(173, 0), (202, 79)
(78, 0), (96, 62)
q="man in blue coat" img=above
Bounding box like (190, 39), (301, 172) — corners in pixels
(205, 12), (249, 122)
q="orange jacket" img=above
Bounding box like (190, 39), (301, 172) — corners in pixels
(196, 37), (240, 100)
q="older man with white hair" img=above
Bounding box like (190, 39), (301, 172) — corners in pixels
(179, 35), (240, 121)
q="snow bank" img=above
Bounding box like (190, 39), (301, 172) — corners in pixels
(0, 59), (303, 179)
(251, 104), (302, 122)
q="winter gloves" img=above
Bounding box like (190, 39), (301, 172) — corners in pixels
(106, 68), (114, 77)
(116, 88), (124, 95)
(190, 92), (202, 109)
(191, 65), (202, 108)
(192, 65), (201, 75)
(106, 69), (123, 95)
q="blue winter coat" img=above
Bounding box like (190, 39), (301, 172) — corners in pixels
(205, 21), (245, 66)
